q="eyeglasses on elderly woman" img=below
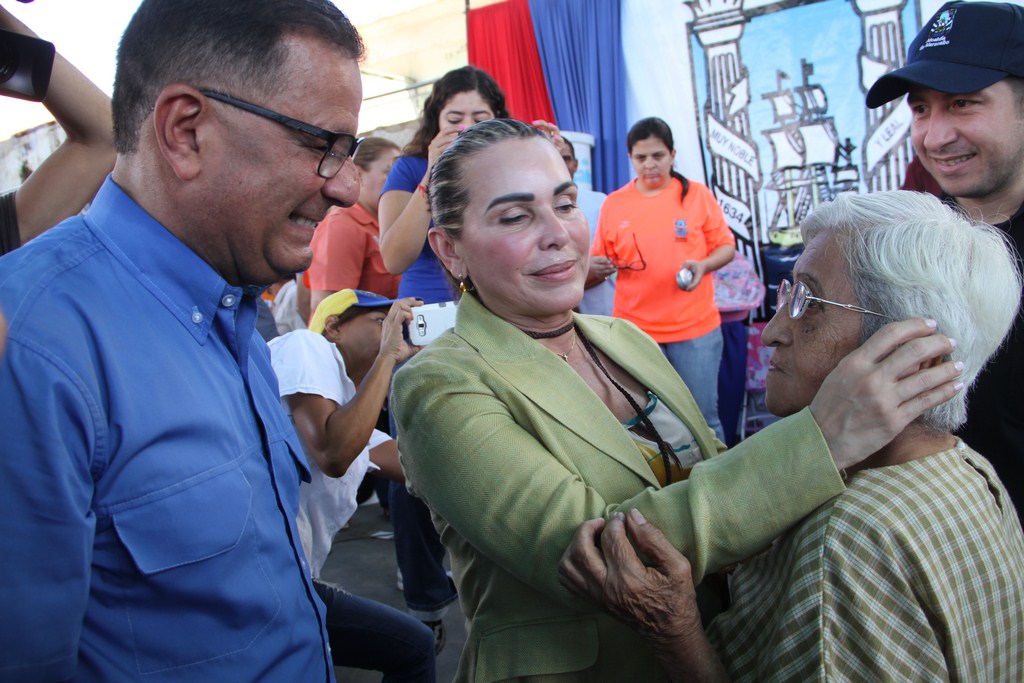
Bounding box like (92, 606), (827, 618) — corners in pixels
(777, 279), (891, 320)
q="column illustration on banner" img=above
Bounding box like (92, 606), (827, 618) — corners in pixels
(691, 0), (762, 248)
(855, 0), (915, 191)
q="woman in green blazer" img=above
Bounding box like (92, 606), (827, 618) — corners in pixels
(391, 119), (962, 683)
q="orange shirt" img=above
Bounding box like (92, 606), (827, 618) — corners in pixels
(307, 202), (400, 298)
(592, 178), (734, 343)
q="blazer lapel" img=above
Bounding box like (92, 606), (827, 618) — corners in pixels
(575, 315), (721, 461)
(453, 296), (659, 487)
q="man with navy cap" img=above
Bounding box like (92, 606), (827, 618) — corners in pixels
(868, 0), (1024, 520)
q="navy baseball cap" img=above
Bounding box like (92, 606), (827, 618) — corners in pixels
(866, 1), (1024, 108)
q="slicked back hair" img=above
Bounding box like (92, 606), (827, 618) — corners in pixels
(428, 118), (543, 240)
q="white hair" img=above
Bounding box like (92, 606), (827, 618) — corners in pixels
(800, 190), (1022, 431)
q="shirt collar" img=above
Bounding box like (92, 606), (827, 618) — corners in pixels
(332, 202), (376, 228)
(84, 177), (254, 345)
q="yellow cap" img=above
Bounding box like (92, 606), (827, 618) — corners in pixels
(308, 289), (397, 334)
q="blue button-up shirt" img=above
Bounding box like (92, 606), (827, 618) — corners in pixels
(0, 179), (333, 682)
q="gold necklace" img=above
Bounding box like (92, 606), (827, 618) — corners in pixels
(557, 331), (578, 362)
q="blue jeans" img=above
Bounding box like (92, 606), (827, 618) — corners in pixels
(313, 580), (436, 682)
(661, 327), (725, 442)
(388, 481), (458, 621)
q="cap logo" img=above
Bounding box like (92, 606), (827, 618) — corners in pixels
(921, 8), (956, 50)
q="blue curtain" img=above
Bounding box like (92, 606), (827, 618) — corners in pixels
(528, 0), (630, 194)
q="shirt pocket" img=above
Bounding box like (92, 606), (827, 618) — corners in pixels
(112, 465), (281, 674)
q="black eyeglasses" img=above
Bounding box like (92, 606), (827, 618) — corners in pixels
(200, 90), (362, 179)
(605, 233), (646, 271)
(777, 279), (891, 319)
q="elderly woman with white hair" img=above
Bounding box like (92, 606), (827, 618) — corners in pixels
(560, 190), (1024, 682)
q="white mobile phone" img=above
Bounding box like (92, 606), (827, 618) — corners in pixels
(407, 301), (457, 346)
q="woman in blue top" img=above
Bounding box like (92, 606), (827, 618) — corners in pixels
(377, 66), (510, 649)
(379, 66), (509, 304)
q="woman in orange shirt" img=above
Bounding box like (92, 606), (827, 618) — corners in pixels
(593, 117), (735, 440)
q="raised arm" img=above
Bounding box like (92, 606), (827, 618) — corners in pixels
(810, 317), (961, 470)
(392, 347), (844, 608)
(2, 7), (115, 244)
(378, 187), (431, 275)
(288, 299), (419, 477)
(378, 131), (458, 274)
(394, 318), (960, 604)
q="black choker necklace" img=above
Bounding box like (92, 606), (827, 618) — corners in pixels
(521, 321), (575, 339)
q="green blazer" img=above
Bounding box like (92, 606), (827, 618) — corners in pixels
(393, 293), (844, 683)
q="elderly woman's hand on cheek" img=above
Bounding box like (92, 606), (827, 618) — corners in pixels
(809, 317), (963, 471)
(558, 510), (731, 683)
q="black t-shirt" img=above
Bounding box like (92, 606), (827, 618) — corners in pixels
(952, 196), (1024, 520)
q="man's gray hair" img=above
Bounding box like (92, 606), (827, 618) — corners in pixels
(801, 190), (1021, 431)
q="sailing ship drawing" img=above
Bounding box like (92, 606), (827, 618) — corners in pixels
(760, 59), (860, 235)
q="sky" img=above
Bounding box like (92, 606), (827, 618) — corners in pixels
(0, 0), (405, 140)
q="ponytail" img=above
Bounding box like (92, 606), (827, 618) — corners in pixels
(670, 169), (689, 203)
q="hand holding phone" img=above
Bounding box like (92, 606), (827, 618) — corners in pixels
(406, 301), (457, 346)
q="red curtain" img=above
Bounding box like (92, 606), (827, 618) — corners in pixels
(467, 0), (556, 123)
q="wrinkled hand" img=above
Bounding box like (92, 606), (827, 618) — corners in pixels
(380, 297), (422, 364)
(589, 255), (616, 282)
(559, 511), (732, 682)
(558, 510), (702, 644)
(811, 318), (963, 470)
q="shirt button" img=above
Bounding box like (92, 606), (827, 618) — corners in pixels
(191, 311), (204, 324)
(221, 294), (236, 307)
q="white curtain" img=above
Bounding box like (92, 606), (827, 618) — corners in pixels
(621, 0), (707, 185)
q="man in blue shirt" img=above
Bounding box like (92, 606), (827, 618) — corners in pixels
(0, 1), (365, 681)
